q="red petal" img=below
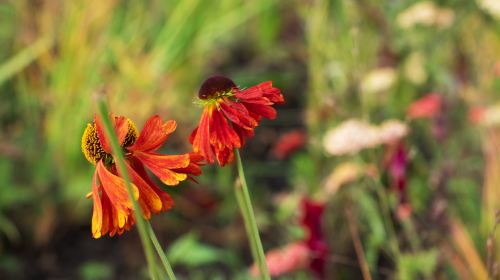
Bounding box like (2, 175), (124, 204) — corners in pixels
(129, 115), (176, 152)
(191, 108), (216, 164)
(243, 102), (277, 120)
(220, 100), (257, 130)
(134, 152), (190, 186)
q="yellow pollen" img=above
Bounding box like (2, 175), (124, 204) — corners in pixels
(81, 118), (139, 165)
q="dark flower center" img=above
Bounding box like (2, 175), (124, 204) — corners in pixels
(198, 75), (236, 100)
(81, 119), (138, 165)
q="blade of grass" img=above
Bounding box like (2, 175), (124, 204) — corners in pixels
(0, 36), (52, 86)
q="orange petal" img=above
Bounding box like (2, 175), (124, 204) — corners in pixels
(133, 152), (189, 186)
(96, 162), (136, 223)
(91, 171), (103, 239)
(125, 160), (163, 215)
(130, 158), (174, 211)
(129, 115), (177, 152)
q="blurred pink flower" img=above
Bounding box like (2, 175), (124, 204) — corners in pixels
(407, 93), (443, 119)
(271, 129), (307, 160)
(250, 242), (310, 277)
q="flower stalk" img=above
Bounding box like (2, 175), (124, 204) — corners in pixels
(95, 96), (160, 280)
(147, 223), (177, 280)
(234, 149), (270, 280)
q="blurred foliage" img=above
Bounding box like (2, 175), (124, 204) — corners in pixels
(1, 0), (500, 279)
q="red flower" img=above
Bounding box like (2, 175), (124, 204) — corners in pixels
(190, 75), (284, 166)
(271, 129), (307, 160)
(407, 93), (443, 119)
(301, 198), (328, 279)
(81, 114), (201, 238)
(384, 142), (411, 220)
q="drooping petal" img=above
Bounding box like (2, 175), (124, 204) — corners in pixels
(191, 107), (216, 163)
(133, 151), (190, 186)
(128, 115), (177, 152)
(91, 171), (103, 239)
(219, 100), (257, 130)
(236, 81), (284, 104)
(96, 161), (137, 230)
(171, 152), (204, 182)
(124, 160), (163, 216)
(130, 157), (174, 211)
(242, 102), (277, 120)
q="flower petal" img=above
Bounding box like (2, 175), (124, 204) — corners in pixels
(130, 158), (174, 211)
(91, 171), (103, 239)
(191, 108), (216, 164)
(134, 151), (190, 186)
(96, 161), (137, 230)
(125, 160), (163, 215)
(128, 115), (176, 152)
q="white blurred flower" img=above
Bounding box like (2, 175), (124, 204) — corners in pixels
(323, 119), (409, 156)
(404, 52), (427, 85)
(323, 120), (380, 155)
(360, 67), (397, 95)
(481, 104), (500, 126)
(378, 120), (409, 144)
(477, 0), (500, 20)
(397, 1), (455, 29)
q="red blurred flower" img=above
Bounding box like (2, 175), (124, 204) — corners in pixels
(301, 198), (328, 279)
(190, 75), (284, 166)
(81, 114), (202, 238)
(271, 129), (307, 160)
(407, 93), (443, 119)
(385, 142), (411, 220)
(469, 106), (486, 124)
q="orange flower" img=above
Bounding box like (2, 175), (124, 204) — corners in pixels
(190, 75), (284, 166)
(81, 114), (202, 238)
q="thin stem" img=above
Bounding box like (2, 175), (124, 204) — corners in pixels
(147, 222), (177, 280)
(234, 150), (270, 280)
(373, 179), (401, 259)
(234, 180), (259, 262)
(96, 97), (158, 280)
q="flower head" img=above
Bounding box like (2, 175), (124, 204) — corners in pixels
(407, 93), (443, 119)
(81, 114), (202, 238)
(271, 129), (307, 160)
(190, 75), (284, 166)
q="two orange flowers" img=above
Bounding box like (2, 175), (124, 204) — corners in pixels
(81, 76), (283, 238)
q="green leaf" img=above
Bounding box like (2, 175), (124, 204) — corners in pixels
(168, 232), (224, 267)
(397, 250), (439, 280)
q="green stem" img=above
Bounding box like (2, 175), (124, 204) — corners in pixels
(373, 180), (401, 259)
(96, 97), (158, 280)
(234, 150), (270, 280)
(147, 222), (177, 280)
(234, 179), (259, 263)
